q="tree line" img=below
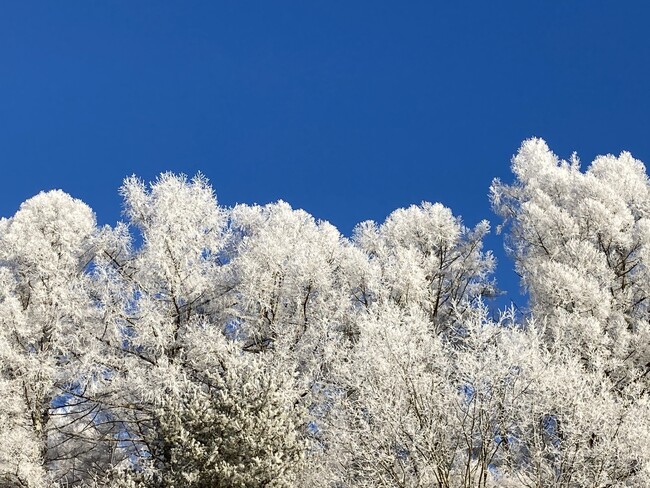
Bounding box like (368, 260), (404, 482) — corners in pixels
(1, 138), (649, 487)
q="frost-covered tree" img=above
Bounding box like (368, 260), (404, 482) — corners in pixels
(95, 334), (305, 488)
(336, 303), (526, 488)
(228, 201), (368, 361)
(89, 174), (307, 486)
(491, 138), (650, 390)
(353, 202), (496, 331)
(151, 350), (304, 488)
(0, 191), (119, 486)
(491, 138), (650, 485)
(328, 203), (499, 486)
(336, 300), (650, 487)
(227, 201), (371, 481)
(94, 173), (233, 472)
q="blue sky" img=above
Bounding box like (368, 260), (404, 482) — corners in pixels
(2, 1), (650, 306)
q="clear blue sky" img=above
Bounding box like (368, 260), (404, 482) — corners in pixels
(2, 1), (649, 306)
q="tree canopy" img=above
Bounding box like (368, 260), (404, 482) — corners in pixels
(1, 139), (650, 487)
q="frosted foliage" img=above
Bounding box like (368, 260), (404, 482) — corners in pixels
(353, 202), (495, 331)
(1, 161), (649, 487)
(89, 176), (308, 488)
(335, 303), (650, 487)
(107, 336), (305, 488)
(229, 201), (368, 380)
(492, 138), (650, 387)
(336, 304), (532, 487)
(0, 190), (96, 277)
(109, 172), (231, 394)
(0, 191), (115, 486)
(120, 172), (227, 310)
(226, 201), (373, 481)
